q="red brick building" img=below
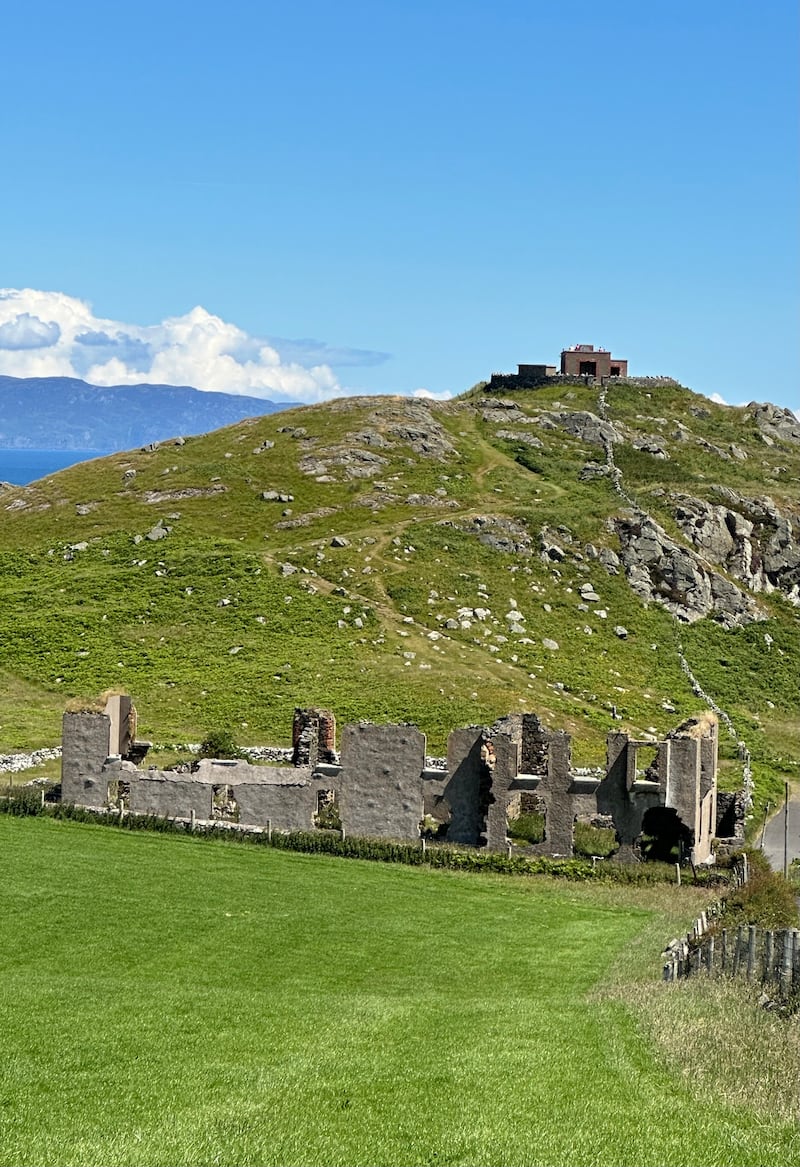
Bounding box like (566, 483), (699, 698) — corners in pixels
(560, 344), (627, 379)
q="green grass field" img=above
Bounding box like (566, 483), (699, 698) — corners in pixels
(1, 816), (798, 1167)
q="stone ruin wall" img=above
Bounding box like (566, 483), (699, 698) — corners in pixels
(60, 698), (737, 865)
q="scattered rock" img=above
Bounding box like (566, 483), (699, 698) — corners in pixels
(633, 439), (669, 459)
(542, 638), (559, 651)
(140, 486), (227, 503)
(599, 547), (621, 574)
(494, 429), (543, 448)
(579, 462), (610, 482)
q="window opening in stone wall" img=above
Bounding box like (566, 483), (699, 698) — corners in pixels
(579, 360), (597, 376)
(420, 794), (451, 839)
(573, 814), (619, 859)
(212, 784), (239, 823)
(610, 365), (621, 377)
(106, 778), (130, 810)
(634, 745), (659, 782)
(314, 789), (341, 831)
(640, 806), (692, 863)
(506, 792), (545, 846)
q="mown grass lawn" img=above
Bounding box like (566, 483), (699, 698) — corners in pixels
(0, 816), (797, 1167)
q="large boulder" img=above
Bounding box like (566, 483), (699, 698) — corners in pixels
(545, 410), (623, 447)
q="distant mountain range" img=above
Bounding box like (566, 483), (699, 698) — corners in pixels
(0, 376), (291, 450)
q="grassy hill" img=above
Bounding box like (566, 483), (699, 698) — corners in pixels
(1, 378), (798, 815)
(2, 815), (798, 1167)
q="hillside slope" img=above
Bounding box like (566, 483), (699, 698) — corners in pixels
(0, 378), (798, 811)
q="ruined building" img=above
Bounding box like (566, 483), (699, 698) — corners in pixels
(61, 696), (735, 864)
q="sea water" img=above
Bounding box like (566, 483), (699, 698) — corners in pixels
(0, 450), (109, 486)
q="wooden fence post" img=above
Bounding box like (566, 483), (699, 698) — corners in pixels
(721, 928), (728, 973)
(706, 935), (715, 975)
(764, 931), (774, 986)
(732, 925), (744, 976)
(780, 930), (793, 997)
(746, 925), (758, 981)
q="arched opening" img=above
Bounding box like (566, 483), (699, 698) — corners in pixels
(640, 806), (693, 863)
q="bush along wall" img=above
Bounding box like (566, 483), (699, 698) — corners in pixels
(0, 790), (730, 887)
(663, 851), (800, 1002)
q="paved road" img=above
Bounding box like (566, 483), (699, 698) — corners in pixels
(761, 798), (800, 872)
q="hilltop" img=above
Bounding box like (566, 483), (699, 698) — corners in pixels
(0, 377), (798, 814)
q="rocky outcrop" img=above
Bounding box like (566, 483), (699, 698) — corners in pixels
(441, 515), (532, 556)
(671, 490), (800, 605)
(544, 411), (624, 447)
(365, 401), (456, 459)
(299, 446), (388, 480)
(747, 402), (800, 445)
(615, 512), (762, 627)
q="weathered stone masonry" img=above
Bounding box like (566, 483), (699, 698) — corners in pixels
(62, 698), (732, 863)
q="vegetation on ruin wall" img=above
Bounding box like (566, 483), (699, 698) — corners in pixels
(2, 813), (799, 1167)
(0, 379), (797, 827)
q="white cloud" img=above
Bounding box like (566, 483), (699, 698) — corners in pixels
(412, 387), (452, 401)
(0, 289), (386, 403)
(0, 312), (61, 350)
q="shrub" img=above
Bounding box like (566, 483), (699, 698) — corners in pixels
(573, 822), (619, 858)
(507, 812), (545, 845)
(1, 787), (44, 816)
(198, 729), (242, 760)
(0, 796), (731, 887)
(721, 849), (800, 930)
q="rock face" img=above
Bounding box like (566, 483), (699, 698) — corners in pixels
(671, 490), (800, 606)
(615, 513), (762, 627)
(747, 401), (800, 445)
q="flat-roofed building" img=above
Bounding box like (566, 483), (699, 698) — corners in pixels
(560, 344), (627, 379)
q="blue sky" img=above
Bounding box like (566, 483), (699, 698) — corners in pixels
(1, 0), (797, 411)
